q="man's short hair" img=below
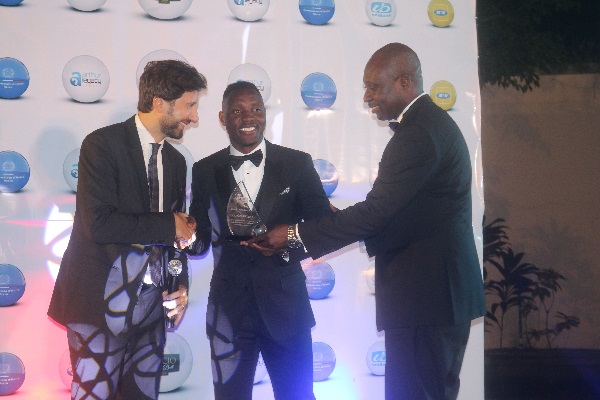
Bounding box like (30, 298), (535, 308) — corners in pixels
(222, 81), (263, 108)
(138, 59), (207, 112)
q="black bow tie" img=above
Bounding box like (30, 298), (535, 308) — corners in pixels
(389, 121), (401, 131)
(229, 149), (263, 171)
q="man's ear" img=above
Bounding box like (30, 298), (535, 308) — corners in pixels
(218, 110), (225, 127)
(153, 96), (165, 112)
(399, 74), (411, 89)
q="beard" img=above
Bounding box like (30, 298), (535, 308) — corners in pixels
(160, 115), (189, 140)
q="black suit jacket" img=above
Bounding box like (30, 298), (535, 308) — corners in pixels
(189, 141), (331, 341)
(48, 116), (188, 334)
(299, 95), (486, 330)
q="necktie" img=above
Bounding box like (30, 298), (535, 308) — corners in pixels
(148, 143), (160, 213)
(229, 149), (263, 171)
(148, 143), (162, 287)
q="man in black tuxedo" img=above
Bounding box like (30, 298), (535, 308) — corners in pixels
(48, 60), (206, 400)
(248, 43), (486, 400)
(189, 81), (331, 400)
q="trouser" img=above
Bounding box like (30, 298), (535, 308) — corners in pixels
(67, 285), (165, 400)
(207, 293), (315, 400)
(384, 322), (471, 400)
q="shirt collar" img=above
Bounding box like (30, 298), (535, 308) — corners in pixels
(229, 138), (266, 157)
(395, 92), (426, 123)
(135, 114), (164, 147)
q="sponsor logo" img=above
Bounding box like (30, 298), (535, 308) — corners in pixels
(162, 354), (181, 375)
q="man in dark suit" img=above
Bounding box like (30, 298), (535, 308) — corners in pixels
(247, 43), (486, 400)
(48, 60), (206, 400)
(189, 81), (331, 400)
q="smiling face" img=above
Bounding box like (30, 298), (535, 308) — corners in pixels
(159, 90), (200, 140)
(362, 57), (407, 121)
(220, 88), (266, 154)
(362, 45), (422, 122)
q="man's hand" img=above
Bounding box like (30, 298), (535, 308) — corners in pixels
(162, 284), (188, 327)
(243, 224), (289, 256)
(174, 213), (195, 248)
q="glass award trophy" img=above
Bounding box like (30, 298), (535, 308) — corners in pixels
(226, 181), (267, 241)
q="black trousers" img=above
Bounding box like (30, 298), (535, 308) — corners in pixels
(207, 287), (315, 400)
(67, 285), (165, 400)
(384, 322), (471, 400)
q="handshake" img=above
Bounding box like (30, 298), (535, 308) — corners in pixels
(241, 224), (295, 257)
(174, 213), (197, 250)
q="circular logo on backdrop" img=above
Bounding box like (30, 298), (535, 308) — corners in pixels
(63, 148), (80, 192)
(227, 0), (270, 22)
(0, 353), (25, 395)
(300, 73), (336, 109)
(62, 55), (110, 103)
(0, 264), (26, 306)
(136, 50), (188, 87)
(302, 260), (335, 299)
(365, 0), (396, 26)
(0, 0), (25, 5)
(0, 57), (30, 99)
(312, 342), (335, 381)
(430, 80), (456, 110)
(160, 332), (193, 392)
(366, 341), (386, 375)
(299, 0), (335, 25)
(0, 151), (30, 193)
(66, 0), (107, 12)
(138, 0), (194, 20)
(428, 0), (454, 28)
(312, 159), (338, 197)
(58, 350), (73, 388)
(228, 63), (272, 102)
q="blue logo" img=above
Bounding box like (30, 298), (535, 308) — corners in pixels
(312, 342), (336, 381)
(434, 9), (448, 16)
(70, 72), (81, 86)
(300, 72), (337, 109)
(436, 92), (450, 99)
(0, 57), (30, 99)
(71, 164), (78, 178)
(302, 261), (335, 299)
(370, 2), (392, 14)
(313, 159), (338, 197)
(0, 151), (30, 193)
(0, 264), (26, 306)
(371, 350), (386, 362)
(234, 0), (243, 4)
(70, 71), (103, 87)
(0, 0), (26, 5)
(299, 0), (335, 25)
(0, 353), (25, 395)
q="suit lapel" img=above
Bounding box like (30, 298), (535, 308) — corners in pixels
(124, 117), (151, 213)
(162, 144), (175, 212)
(215, 149), (236, 207)
(255, 142), (284, 225)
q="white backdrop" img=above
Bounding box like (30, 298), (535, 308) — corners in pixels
(0, 1), (484, 399)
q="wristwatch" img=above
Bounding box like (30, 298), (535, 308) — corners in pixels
(287, 224), (303, 249)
